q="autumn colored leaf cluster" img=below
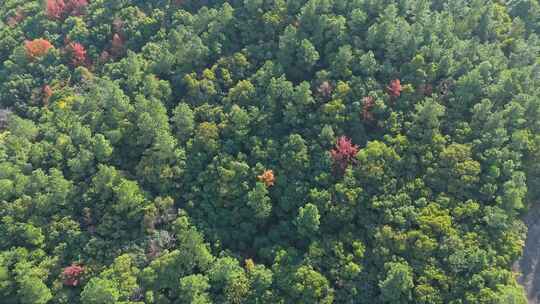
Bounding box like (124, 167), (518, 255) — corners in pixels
(417, 83), (433, 96)
(387, 79), (402, 98)
(331, 136), (359, 172)
(42, 85), (53, 105)
(46, 0), (88, 20)
(6, 9), (24, 27)
(1, 1), (538, 303)
(111, 33), (125, 57)
(257, 170), (275, 187)
(318, 81), (333, 98)
(25, 39), (54, 59)
(67, 42), (87, 66)
(362, 96), (375, 121)
(62, 265), (84, 287)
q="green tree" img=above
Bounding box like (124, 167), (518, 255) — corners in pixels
(295, 203), (321, 237)
(81, 278), (120, 304)
(379, 261), (414, 303)
(247, 182), (272, 219)
(178, 274), (212, 304)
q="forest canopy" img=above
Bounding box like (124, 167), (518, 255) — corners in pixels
(1, 0), (540, 303)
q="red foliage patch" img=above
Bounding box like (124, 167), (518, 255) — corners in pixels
(331, 136), (359, 172)
(67, 42), (87, 67)
(46, 0), (65, 19)
(387, 79), (402, 98)
(62, 265), (84, 287)
(46, 0), (87, 20)
(25, 39), (54, 60)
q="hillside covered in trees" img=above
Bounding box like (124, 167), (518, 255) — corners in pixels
(1, 0), (540, 303)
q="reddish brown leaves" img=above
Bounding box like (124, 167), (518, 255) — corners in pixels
(111, 33), (125, 58)
(67, 42), (87, 67)
(318, 81), (333, 98)
(331, 136), (359, 173)
(43, 85), (53, 106)
(62, 265), (84, 287)
(25, 39), (54, 60)
(417, 83), (433, 96)
(257, 170), (275, 187)
(7, 9), (24, 27)
(46, 0), (87, 20)
(46, 0), (65, 19)
(100, 33), (125, 61)
(65, 0), (88, 16)
(362, 96), (375, 121)
(387, 79), (402, 98)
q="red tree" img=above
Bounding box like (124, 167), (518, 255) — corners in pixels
(46, 0), (87, 19)
(67, 42), (87, 66)
(46, 0), (65, 19)
(331, 136), (359, 172)
(25, 39), (54, 60)
(62, 265), (84, 287)
(362, 96), (375, 121)
(387, 79), (402, 98)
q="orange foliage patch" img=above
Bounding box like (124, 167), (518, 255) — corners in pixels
(387, 79), (402, 98)
(257, 170), (275, 187)
(25, 39), (54, 59)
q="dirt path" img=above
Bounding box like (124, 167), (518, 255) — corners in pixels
(517, 204), (540, 303)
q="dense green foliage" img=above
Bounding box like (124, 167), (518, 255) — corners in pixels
(1, 0), (540, 303)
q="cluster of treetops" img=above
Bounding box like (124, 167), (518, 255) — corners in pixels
(1, 0), (540, 303)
